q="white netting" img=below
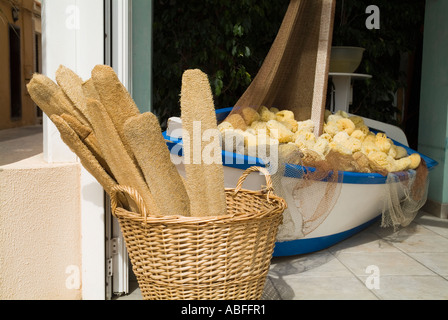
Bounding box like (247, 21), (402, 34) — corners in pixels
(381, 160), (429, 230)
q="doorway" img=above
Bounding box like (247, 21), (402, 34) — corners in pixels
(9, 24), (22, 120)
(104, 0), (153, 300)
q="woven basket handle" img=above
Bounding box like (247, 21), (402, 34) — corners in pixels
(233, 166), (275, 200)
(110, 185), (149, 220)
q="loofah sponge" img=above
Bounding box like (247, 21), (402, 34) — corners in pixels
(91, 65), (141, 159)
(124, 113), (191, 216)
(27, 74), (89, 125)
(51, 115), (117, 195)
(84, 98), (161, 215)
(55, 65), (93, 127)
(180, 69), (227, 217)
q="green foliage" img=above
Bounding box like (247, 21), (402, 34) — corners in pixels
(152, 0), (289, 126)
(152, 0), (425, 128)
(332, 0), (426, 125)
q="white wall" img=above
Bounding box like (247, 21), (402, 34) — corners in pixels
(41, 0), (106, 300)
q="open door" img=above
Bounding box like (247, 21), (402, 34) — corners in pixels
(104, 0), (131, 299)
(104, 0), (154, 299)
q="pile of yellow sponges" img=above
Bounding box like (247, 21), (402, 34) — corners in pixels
(219, 107), (421, 175)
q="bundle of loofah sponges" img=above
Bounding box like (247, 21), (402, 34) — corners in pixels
(27, 66), (227, 217)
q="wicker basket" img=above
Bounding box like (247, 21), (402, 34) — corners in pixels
(110, 166), (286, 300)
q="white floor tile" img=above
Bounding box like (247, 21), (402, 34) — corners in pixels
(407, 252), (448, 276)
(357, 275), (448, 300)
(335, 252), (436, 276)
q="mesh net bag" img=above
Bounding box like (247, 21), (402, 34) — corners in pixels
(381, 160), (429, 230)
(265, 145), (343, 242)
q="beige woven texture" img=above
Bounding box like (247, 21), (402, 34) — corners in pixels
(110, 167), (286, 300)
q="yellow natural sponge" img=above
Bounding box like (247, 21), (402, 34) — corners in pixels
(348, 115), (365, 128)
(250, 120), (268, 133)
(351, 129), (367, 142)
(336, 118), (356, 135)
(311, 138), (330, 157)
(280, 119), (299, 133)
(218, 121), (234, 133)
(395, 146), (409, 159)
(225, 113), (248, 131)
(240, 107), (260, 125)
(342, 137), (362, 153)
(276, 110), (295, 122)
(408, 153), (422, 170)
(323, 121), (339, 136)
(393, 157), (412, 172)
(375, 133), (392, 153)
(295, 132), (316, 151)
(368, 151), (395, 173)
(259, 106), (276, 122)
(332, 131), (350, 145)
(329, 141), (353, 156)
(267, 120), (294, 143)
(297, 120), (315, 133)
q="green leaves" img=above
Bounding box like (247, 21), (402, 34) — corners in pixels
(152, 0), (289, 127)
(333, 0), (425, 126)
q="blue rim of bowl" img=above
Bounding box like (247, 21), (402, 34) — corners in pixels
(163, 107), (438, 185)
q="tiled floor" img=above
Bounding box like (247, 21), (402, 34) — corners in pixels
(116, 210), (448, 300)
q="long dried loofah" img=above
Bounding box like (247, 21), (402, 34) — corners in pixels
(180, 69), (227, 217)
(91, 65), (141, 159)
(27, 73), (90, 126)
(55, 65), (91, 123)
(50, 115), (117, 195)
(60, 113), (111, 175)
(124, 113), (191, 217)
(84, 98), (161, 216)
(82, 79), (101, 101)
